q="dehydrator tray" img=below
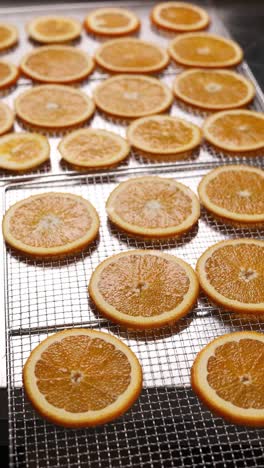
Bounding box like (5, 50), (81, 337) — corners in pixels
(4, 163), (264, 467)
(1, 0), (264, 467)
(0, 0), (263, 184)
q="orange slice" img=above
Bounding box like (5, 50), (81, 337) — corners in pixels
(191, 331), (264, 427)
(151, 2), (209, 32)
(0, 132), (50, 171)
(198, 165), (264, 227)
(93, 75), (173, 119)
(84, 7), (140, 37)
(168, 33), (243, 68)
(27, 16), (82, 44)
(203, 110), (264, 152)
(0, 102), (14, 136)
(2, 192), (99, 257)
(95, 38), (169, 74)
(106, 176), (200, 238)
(15, 85), (95, 131)
(23, 328), (142, 427)
(173, 69), (255, 110)
(20, 46), (94, 84)
(58, 128), (130, 169)
(0, 61), (19, 90)
(89, 250), (199, 330)
(196, 239), (264, 314)
(0, 23), (18, 51)
(127, 115), (202, 155)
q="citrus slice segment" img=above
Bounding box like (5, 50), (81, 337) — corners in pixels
(151, 2), (209, 32)
(27, 16), (82, 43)
(23, 328), (142, 427)
(173, 69), (255, 110)
(196, 239), (264, 314)
(0, 102), (14, 136)
(84, 7), (140, 37)
(58, 128), (130, 169)
(127, 115), (201, 155)
(95, 38), (169, 74)
(0, 132), (50, 171)
(93, 75), (173, 119)
(191, 331), (264, 427)
(168, 33), (243, 68)
(203, 110), (264, 152)
(0, 61), (19, 90)
(0, 23), (18, 51)
(198, 165), (264, 226)
(15, 85), (95, 130)
(89, 250), (199, 329)
(106, 176), (200, 238)
(2, 192), (99, 257)
(20, 46), (94, 84)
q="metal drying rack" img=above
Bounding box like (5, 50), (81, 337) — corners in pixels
(0, 1), (263, 467)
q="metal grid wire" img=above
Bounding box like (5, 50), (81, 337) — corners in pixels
(5, 165), (264, 467)
(0, 1), (263, 183)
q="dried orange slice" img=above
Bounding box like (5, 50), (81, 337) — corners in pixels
(27, 16), (82, 44)
(20, 46), (94, 84)
(15, 85), (95, 131)
(89, 250), (199, 329)
(2, 192), (99, 257)
(168, 33), (243, 68)
(84, 7), (140, 37)
(203, 110), (264, 152)
(93, 75), (173, 119)
(0, 61), (19, 90)
(58, 128), (130, 169)
(198, 165), (264, 227)
(0, 23), (18, 51)
(197, 239), (264, 314)
(151, 2), (209, 32)
(95, 38), (169, 74)
(0, 132), (50, 171)
(0, 102), (14, 136)
(191, 331), (264, 427)
(106, 176), (200, 238)
(173, 69), (255, 111)
(127, 115), (202, 155)
(23, 328), (142, 427)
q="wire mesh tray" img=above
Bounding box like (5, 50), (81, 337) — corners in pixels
(0, 0), (263, 184)
(5, 164), (264, 467)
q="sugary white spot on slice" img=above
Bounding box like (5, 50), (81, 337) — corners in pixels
(46, 102), (59, 110)
(205, 82), (222, 93)
(238, 190), (251, 198)
(197, 47), (210, 55)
